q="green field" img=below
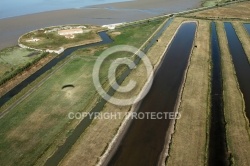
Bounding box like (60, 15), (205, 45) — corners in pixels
(0, 47), (44, 85)
(0, 18), (165, 165)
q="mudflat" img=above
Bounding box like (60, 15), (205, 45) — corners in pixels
(0, 0), (202, 50)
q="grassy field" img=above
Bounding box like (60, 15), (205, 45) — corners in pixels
(57, 17), (188, 166)
(187, 1), (250, 19)
(232, 21), (250, 63)
(202, 0), (227, 7)
(0, 47), (45, 87)
(19, 25), (103, 50)
(0, 18), (166, 165)
(0, 56), (98, 165)
(216, 21), (250, 166)
(167, 20), (211, 166)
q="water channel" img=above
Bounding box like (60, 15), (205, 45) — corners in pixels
(108, 22), (197, 166)
(208, 22), (228, 166)
(224, 22), (250, 121)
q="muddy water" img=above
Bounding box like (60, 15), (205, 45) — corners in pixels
(0, 32), (113, 108)
(208, 22), (228, 166)
(108, 22), (197, 166)
(224, 22), (250, 121)
(243, 23), (250, 35)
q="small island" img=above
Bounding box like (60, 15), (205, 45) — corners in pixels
(18, 25), (105, 54)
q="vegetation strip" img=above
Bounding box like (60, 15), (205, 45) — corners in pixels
(217, 21), (250, 166)
(166, 20), (210, 166)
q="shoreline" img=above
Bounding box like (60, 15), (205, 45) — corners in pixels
(0, 0), (202, 50)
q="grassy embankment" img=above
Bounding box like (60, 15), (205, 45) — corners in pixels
(187, 1), (250, 19)
(232, 21), (250, 63)
(216, 21), (250, 165)
(166, 20), (211, 166)
(0, 18), (166, 165)
(57, 17), (189, 166)
(19, 25), (104, 50)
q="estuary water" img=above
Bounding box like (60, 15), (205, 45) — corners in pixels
(0, 0), (129, 19)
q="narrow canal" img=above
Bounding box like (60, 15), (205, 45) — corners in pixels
(45, 19), (173, 166)
(108, 22), (197, 166)
(0, 32), (113, 108)
(208, 22), (228, 166)
(224, 22), (250, 121)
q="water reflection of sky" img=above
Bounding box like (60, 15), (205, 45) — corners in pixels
(244, 24), (250, 35)
(0, 0), (129, 19)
